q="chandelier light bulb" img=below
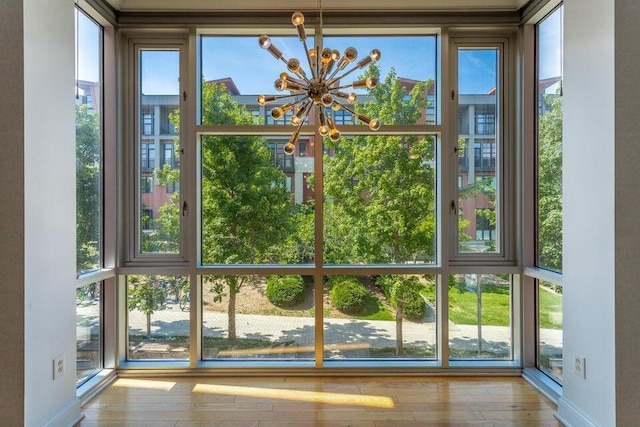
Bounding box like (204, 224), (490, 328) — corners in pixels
(329, 128), (341, 142)
(292, 11), (304, 26)
(287, 58), (300, 73)
(321, 93), (334, 107)
(368, 118), (381, 131)
(274, 79), (286, 91)
(284, 142), (296, 155)
(258, 35), (271, 48)
(366, 76), (378, 88)
(271, 107), (284, 120)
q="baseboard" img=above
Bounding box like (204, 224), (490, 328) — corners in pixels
(556, 396), (599, 427)
(42, 397), (83, 427)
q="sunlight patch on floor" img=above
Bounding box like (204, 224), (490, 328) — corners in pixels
(192, 383), (395, 408)
(112, 378), (177, 391)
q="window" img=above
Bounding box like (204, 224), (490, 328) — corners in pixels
(142, 111), (154, 135)
(141, 176), (153, 193)
(75, 6), (103, 386)
(135, 45), (184, 256)
(455, 45), (502, 255)
(534, 4), (563, 385)
(141, 142), (155, 171)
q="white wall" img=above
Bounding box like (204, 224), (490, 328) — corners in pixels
(560, 0), (640, 425)
(560, 0), (616, 425)
(23, 0), (82, 425)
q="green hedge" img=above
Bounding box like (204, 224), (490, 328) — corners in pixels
(329, 277), (368, 313)
(266, 275), (305, 307)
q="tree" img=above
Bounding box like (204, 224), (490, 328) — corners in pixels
(538, 95), (563, 271)
(128, 276), (166, 339)
(76, 104), (100, 273)
(199, 82), (294, 340)
(323, 66), (436, 264)
(323, 66), (435, 354)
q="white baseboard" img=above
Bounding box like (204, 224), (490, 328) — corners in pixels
(42, 397), (83, 427)
(556, 396), (599, 427)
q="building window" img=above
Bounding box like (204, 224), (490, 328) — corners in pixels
(475, 109), (495, 135)
(141, 176), (153, 193)
(141, 142), (155, 171)
(142, 112), (154, 135)
(475, 208), (496, 241)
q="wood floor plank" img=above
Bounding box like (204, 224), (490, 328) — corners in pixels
(81, 376), (560, 426)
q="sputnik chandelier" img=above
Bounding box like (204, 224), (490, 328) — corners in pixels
(257, 10), (382, 155)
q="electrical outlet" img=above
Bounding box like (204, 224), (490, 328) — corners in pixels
(53, 355), (64, 380)
(574, 355), (586, 379)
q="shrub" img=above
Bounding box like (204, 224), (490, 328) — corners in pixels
(329, 277), (368, 313)
(266, 275), (305, 307)
(401, 289), (426, 319)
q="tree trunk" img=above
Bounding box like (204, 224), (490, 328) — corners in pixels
(396, 299), (404, 356)
(146, 313), (151, 339)
(228, 290), (237, 341)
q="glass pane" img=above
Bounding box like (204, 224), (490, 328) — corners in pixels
(537, 6), (563, 272)
(76, 281), (101, 385)
(200, 135), (314, 265)
(127, 275), (189, 360)
(537, 280), (563, 382)
(323, 275), (436, 359)
(75, 9), (102, 274)
(200, 35), (436, 127)
(202, 275), (315, 360)
(457, 48), (499, 253)
(323, 135), (436, 264)
(448, 274), (511, 359)
(138, 50), (181, 254)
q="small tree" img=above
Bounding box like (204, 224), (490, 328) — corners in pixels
(128, 276), (166, 339)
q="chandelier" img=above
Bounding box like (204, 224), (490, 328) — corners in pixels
(257, 10), (382, 155)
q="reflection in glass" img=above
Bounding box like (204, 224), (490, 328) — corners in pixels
(76, 282), (101, 385)
(537, 6), (563, 272)
(200, 135), (314, 265)
(127, 275), (189, 360)
(448, 274), (511, 359)
(538, 280), (563, 382)
(323, 275), (436, 359)
(201, 275), (315, 360)
(457, 48), (499, 253)
(138, 50), (181, 254)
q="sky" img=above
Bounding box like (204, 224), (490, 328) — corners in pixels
(77, 8), (563, 98)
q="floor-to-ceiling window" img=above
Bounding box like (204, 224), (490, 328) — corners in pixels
(75, 5), (103, 385)
(534, 4), (564, 384)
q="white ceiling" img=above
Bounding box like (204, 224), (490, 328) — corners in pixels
(105, 0), (531, 12)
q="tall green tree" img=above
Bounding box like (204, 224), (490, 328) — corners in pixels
(323, 66), (435, 354)
(127, 275), (166, 339)
(538, 96), (563, 271)
(324, 66), (436, 264)
(200, 82), (293, 340)
(76, 104), (101, 273)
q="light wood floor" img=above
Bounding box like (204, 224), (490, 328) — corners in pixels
(81, 376), (562, 426)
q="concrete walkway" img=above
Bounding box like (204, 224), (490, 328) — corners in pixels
(78, 298), (562, 358)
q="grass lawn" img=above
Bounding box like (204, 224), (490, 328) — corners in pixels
(538, 286), (563, 329)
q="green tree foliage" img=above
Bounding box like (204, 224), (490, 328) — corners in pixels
(127, 276), (166, 339)
(199, 82), (294, 340)
(76, 104), (101, 273)
(323, 66), (436, 264)
(538, 96), (563, 271)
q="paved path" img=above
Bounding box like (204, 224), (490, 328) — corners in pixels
(78, 298), (562, 357)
